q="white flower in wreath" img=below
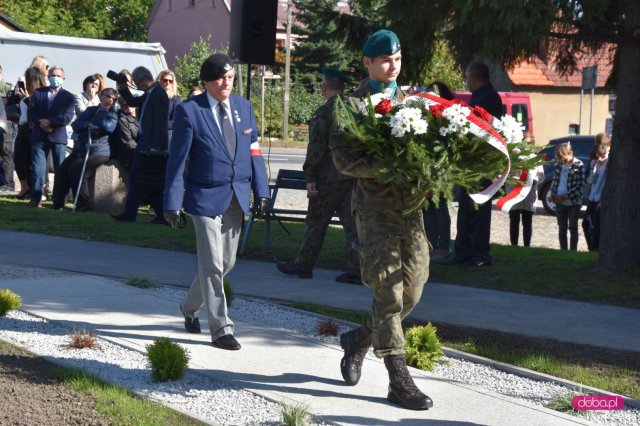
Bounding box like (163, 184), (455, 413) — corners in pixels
(499, 114), (524, 144)
(413, 118), (428, 135)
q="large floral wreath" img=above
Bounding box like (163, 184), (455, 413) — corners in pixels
(335, 91), (545, 213)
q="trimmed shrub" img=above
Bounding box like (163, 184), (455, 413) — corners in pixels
(0, 289), (21, 316)
(405, 323), (445, 371)
(146, 337), (190, 382)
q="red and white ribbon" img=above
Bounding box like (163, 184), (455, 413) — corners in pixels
(404, 93), (536, 213)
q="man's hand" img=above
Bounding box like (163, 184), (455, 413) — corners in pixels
(39, 119), (52, 132)
(164, 210), (181, 228)
(253, 197), (270, 219)
(306, 182), (318, 198)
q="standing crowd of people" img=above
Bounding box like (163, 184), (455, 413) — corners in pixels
(0, 56), (205, 218)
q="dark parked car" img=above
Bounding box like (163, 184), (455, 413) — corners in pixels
(537, 135), (595, 215)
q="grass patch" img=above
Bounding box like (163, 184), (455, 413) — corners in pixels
(1, 196), (639, 307)
(545, 390), (581, 414)
(66, 329), (99, 350)
(126, 276), (159, 289)
(54, 367), (204, 425)
(280, 401), (310, 426)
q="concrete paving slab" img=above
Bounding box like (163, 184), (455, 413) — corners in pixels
(2, 273), (593, 426)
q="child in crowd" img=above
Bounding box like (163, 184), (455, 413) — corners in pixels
(583, 143), (608, 251)
(550, 142), (584, 250)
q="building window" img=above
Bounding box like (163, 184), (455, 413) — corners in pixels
(187, 0), (195, 7)
(167, 0), (172, 11)
(210, 0), (217, 7)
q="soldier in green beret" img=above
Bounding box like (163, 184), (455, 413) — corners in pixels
(330, 29), (433, 410)
(277, 68), (361, 284)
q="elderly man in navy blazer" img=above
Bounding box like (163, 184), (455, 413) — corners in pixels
(28, 66), (75, 207)
(164, 54), (270, 350)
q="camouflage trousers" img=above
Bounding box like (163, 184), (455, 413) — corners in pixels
(355, 209), (430, 358)
(295, 180), (359, 274)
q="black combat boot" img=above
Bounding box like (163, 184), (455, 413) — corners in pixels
(339, 327), (371, 385)
(384, 354), (433, 410)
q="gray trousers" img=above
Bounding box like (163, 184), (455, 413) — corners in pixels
(182, 197), (243, 340)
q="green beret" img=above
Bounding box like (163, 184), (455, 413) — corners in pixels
(362, 29), (401, 58)
(321, 67), (348, 83)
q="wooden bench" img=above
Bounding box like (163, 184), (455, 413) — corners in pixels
(239, 169), (342, 254)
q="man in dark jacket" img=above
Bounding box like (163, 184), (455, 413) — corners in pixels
(451, 62), (503, 266)
(112, 66), (169, 224)
(28, 66), (75, 207)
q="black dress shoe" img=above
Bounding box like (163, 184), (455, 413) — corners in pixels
(180, 304), (201, 334)
(150, 216), (170, 226)
(443, 257), (469, 266)
(212, 334), (241, 350)
(335, 272), (363, 285)
(276, 261), (312, 278)
(469, 259), (492, 267)
(110, 213), (135, 222)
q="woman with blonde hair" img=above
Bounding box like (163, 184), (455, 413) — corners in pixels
(156, 69), (181, 142)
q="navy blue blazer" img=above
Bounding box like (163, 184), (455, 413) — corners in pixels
(164, 92), (270, 216)
(119, 83), (169, 153)
(29, 87), (75, 144)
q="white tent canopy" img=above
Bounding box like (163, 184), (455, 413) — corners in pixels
(0, 30), (167, 93)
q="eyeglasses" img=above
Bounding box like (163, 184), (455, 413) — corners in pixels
(162, 78), (174, 83)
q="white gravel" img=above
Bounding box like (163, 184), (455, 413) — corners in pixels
(1, 285), (638, 426)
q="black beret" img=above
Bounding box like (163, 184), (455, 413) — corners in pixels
(200, 53), (234, 81)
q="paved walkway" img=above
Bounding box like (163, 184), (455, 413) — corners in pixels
(1, 265), (594, 425)
(1, 230), (638, 353)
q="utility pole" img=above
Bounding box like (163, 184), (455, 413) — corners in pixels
(282, 0), (293, 141)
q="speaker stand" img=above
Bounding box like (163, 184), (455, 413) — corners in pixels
(245, 63), (252, 100)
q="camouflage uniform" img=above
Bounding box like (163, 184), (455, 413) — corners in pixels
(295, 95), (359, 274)
(330, 80), (430, 358)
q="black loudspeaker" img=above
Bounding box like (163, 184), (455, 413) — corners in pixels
(228, 0), (278, 65)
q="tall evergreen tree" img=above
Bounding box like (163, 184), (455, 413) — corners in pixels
(291, 0), (365, 87)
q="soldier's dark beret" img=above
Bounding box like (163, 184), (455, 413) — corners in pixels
(362, 29), (401, 58)
(200, 53), (234, 81)
(321, 67), (349, 83)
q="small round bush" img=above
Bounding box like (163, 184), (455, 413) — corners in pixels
(0, 289), (22, 316)
(223, 279), (234, 307)
(405, 323), (445, 371)
(146, 337), (190, 382)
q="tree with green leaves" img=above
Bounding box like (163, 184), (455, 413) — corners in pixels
(0, 0), (154, 41)
(174, 36), (218, 99)
(329, 0), (639, 271)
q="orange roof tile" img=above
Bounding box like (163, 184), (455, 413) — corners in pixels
(508, 46), (614, 88)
